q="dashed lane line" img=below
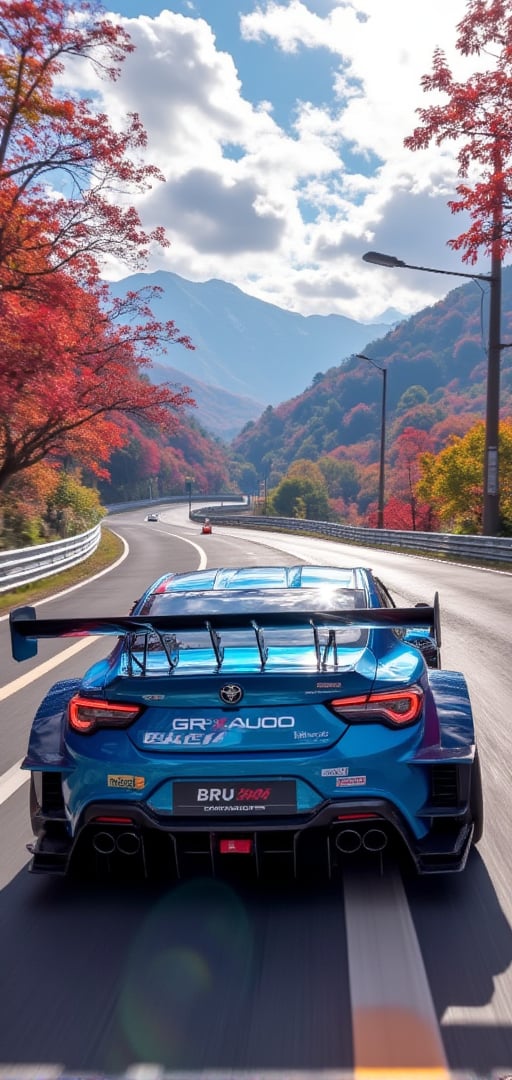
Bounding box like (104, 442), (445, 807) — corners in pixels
(0, 759), (29, 803)
(346, 867), (449, 1077)
(0, 635), (102, 702)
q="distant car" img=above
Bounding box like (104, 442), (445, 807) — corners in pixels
(9, 564), (483, 881)
(201, 519), (212, 534)
(147, 512), (159, 522)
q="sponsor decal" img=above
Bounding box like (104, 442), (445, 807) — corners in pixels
(143, 715), (295, 745)
(293, 730), (330, 740)
(107, 774), (145, 789)
(335, 775), (366, 787)
(321, 767), (349, 777)
(219, 684), (243, 705)
(144, 731), (227, 746)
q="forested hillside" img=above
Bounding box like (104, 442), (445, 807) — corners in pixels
(233, 268), (512, 479)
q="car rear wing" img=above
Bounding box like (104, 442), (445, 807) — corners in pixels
(10, 590), (441, 669)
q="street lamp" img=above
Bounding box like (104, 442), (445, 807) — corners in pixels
(185, 475), (194, 517)
(362, 250), (501, 536)
(356, 353), (387, 529)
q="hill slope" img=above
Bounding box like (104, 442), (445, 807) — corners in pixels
(232, 267), (512, 473)
(149, 361), (265, 441)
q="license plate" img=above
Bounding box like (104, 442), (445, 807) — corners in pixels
(173, 780), (297, 816)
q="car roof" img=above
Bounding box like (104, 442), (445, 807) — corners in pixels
(149, 564), (372, 595)
(136, 565), (377, 616)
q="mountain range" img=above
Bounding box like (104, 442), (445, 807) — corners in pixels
(106, 271), (395, 439)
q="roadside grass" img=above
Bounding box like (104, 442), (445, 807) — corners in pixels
(0, 527), (124, 616)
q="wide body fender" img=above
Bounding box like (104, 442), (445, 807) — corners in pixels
(22, 679), (81, 770)
(420, 669), (476, 760)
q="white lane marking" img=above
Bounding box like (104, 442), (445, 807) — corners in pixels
(164, 531), (208, 569)
(0, 527), (207, 802)
(0, 636), (102, 702)
(345, 868), (449, 1075)
(0, 759), (29, 803)
(1, 528), (206, 702)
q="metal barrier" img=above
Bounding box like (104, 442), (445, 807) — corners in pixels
(191, 509), (512, 565)
(1, 499), (510, 596)
(0, 496), (245, 594)
(0, 523), (102, 593)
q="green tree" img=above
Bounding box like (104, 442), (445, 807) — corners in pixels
(417, 420), (512, 533)
(270, 460), (330, 520)
(395, 386), (429, 415)
(317, 456), (360, 501)
(46, 471), (104, 536)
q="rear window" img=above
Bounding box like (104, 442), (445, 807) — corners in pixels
(139, 586), (366, 617)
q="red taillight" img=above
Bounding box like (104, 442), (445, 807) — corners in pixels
(336, 813), (379, 821)
(68, 695), (142, 734)
(329, 687), (423, 727)
(93, 816), (135, 824)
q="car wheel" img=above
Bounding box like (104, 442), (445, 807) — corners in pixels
(470, 749), (484, 845)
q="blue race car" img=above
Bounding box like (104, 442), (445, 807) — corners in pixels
(10, 564), (483, 879)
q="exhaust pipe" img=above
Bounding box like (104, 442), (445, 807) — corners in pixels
(116, 831), (141, 856)
(93, 831), (116, 856)
(362, 828), (388, 852)
(334, 829), (363, 854)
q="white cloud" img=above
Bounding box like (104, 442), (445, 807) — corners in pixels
(74, 1), (497, 321)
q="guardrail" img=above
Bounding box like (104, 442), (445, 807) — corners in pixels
(191, 509), (512, 565)
(0, 523), (102, 593)
(1, 500), (510, 596)
(0, 496), (245, 594)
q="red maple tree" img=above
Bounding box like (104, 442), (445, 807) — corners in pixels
(0, 272), (195, 490)
(0, 0), (167, 293)
(0, 1), (199, 498)
(404, 0), (512, 262)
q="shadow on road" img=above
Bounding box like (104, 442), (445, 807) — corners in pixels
(0, 868), (352, 1074)
(407, 848), (512, 1074)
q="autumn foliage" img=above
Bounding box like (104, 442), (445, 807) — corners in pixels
(0, 0), (167, 293)
(417, 419), (512, 532)
(404, 0), (512, 263)
(0, 0), (199, 503)
(0, 273), (195, 490)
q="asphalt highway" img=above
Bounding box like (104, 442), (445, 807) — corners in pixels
(0, 506), (511, 1077)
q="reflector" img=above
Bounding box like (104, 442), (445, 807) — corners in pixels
(219, 839), (253, 854)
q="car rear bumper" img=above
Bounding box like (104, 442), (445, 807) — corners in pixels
(27, 796), (474, 877)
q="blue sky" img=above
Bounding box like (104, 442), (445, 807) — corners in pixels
(70, 0), (492, 322)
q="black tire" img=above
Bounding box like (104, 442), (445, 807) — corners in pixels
(470, 749), (484, 845)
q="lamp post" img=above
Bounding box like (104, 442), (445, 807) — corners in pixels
(356, 353), (387, 528)
(185, 475), (194, 517)
(362, 250), (501, 536)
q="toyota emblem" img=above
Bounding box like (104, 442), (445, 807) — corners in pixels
(220, 684), (243, 705)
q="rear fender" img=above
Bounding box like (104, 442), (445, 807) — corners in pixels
(23, 679), (81, 769)
(426, 670), (475, 750)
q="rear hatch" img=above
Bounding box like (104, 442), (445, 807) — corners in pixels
(110, 632), (376, 753)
